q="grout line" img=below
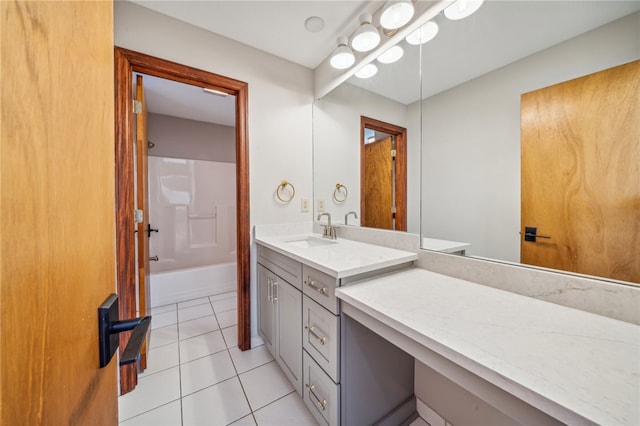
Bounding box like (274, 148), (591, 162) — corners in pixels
(215, 292), (256, 425)
(147, 324), (179, 350)
(119, 398), (183, 425)
(234, 361), (256, 417)
(176, 303), (184, 426)
(125, 294), (277, 425)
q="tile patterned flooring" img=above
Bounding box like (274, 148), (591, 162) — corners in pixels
(118, 292), (318, 426)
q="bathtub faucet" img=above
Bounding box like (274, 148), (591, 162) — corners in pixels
(317, 213), (337, 240)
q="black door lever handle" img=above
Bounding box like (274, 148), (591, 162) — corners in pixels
(523, 226), (551, 242)
(98, 294), (151, 368)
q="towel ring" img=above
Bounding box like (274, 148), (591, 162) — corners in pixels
(333, 183), (348, 203)
(276, 180), (295, 203)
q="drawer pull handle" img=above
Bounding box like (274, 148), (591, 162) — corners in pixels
(305, 325), (327, 345)
(267, 277), (278, 302)
(305, 280), (327, 295)
(306, 384), (327, 411)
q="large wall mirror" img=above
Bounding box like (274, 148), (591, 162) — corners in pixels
(313, 1), (639, 286)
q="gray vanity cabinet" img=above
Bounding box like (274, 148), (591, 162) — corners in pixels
(257, 242), (415, 425)
(257, 248), (303, 396)
(257, 264), (276, 355)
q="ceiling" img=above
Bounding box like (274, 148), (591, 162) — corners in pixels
(131, 0), (381, 69)
(130, 0), (639, 125)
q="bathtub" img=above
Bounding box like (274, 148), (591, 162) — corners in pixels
(149, 262), (237, 308)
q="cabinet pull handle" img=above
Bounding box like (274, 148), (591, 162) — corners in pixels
(305, 325), (327, 345)
(267, 278), (272, 302)
(305, 280), (327, 295)
(272, 281), (278, 302)
(306, 384), (327, 411)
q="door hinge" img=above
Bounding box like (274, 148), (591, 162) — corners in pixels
(391, 206), (397, 214)
(391, 149), (396, 159)
(133, 100), (142, 114)
(134, 209), (143, 224)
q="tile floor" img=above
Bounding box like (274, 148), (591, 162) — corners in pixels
(118, 291), (318, 426)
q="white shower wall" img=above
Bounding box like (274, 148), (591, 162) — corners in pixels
(148, 156), (236, 273)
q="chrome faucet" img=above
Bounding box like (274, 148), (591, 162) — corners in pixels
(317, 212), (337, 240)
(345, 211), (358, 225)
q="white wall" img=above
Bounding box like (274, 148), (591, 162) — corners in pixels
(116, 1), (314, 226)
(148, 113), (236, 163)
(313, 82), (421, 232)
(115, 1), (315, 341)
(421, 12), (640, 262)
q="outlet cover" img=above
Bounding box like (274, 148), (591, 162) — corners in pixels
(301, 198), (310, 213)
(317, 199), (325, 212)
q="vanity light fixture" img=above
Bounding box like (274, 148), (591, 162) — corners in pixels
(380, 0), (415, 30)
(444, 0), (485, 20)
(405, 21), (439, 45)
(355, 63), (378, 79)
(330, 37), (356, 69)
(351, 13), (381, 52)
(377, 45), (404, 64)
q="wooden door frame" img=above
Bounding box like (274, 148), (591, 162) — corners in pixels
(114, 47), (250, 393)
(360, 116), (407, 231)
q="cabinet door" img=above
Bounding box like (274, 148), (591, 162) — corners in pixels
(257, 264), (275, 355)
(275, 278), (303, 395)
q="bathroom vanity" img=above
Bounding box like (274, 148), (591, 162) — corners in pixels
(255, 232), (418, 425)
(335, 268), (639, 425)
(255, 226), (639, 425)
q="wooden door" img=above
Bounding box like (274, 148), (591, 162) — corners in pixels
(1, 1), (118, 424)
(135, 75), (151, 370)
(363, 137), (394, 229)
(360, 116), (407, 231)
(521, 60), (639, 283)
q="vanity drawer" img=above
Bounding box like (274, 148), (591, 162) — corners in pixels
(302, 265), (339, 314)
(258, 245), (302, 289)
(303, 295), (340, 382)
(303, 350), (340, 426)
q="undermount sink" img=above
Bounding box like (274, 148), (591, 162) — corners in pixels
(284, 236), (338, 248)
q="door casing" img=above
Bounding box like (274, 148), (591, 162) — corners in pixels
(114, 47), (251, 394)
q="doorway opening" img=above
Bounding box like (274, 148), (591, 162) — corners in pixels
(115, 47), (250, 395)
(360, 116), (407, 231)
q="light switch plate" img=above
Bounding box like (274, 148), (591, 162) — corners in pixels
(317, 199), (325, 212)
(301, 198), (310, 212)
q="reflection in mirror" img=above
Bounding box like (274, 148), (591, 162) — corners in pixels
(313, 1), (639, 286)
(361, 117), (407, 231)
(313, 79), (420, 228)
(419, 2), (639, 284)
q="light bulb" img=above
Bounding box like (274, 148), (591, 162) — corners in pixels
(444, 0), (485, 20)
(351, 13), (380, 52)
(380, 0), (415, 30)
(355, 63), (378, 79)
(405, 21), (439, 45)
(377, 45), (404, 64)
(330, 37), (355, 69)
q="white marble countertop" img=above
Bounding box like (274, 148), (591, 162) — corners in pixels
(335, 268), (640, 425)
(422, 237), (471, 253)
(255, 233), (417, 278)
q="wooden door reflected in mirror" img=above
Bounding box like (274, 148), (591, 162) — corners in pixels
(360, 116), (407, 231)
